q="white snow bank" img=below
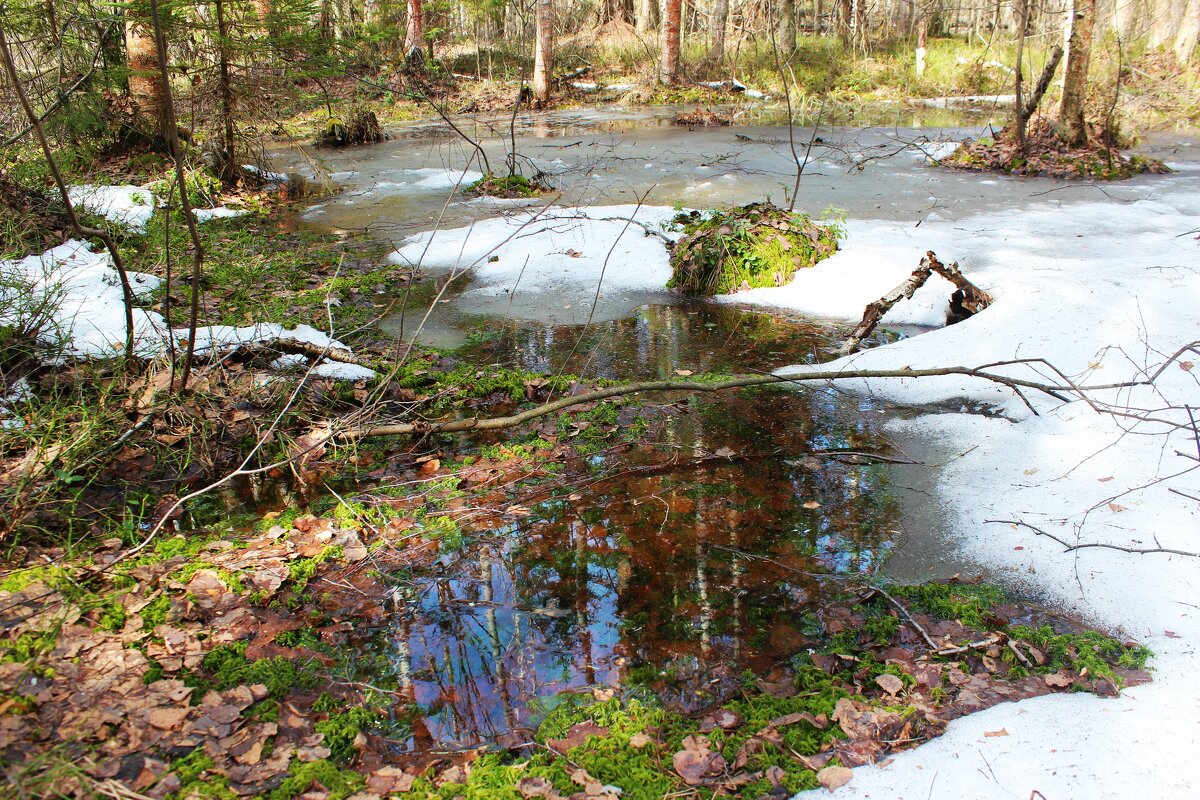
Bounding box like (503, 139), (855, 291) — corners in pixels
(0, 243), (374, 380)
(728, 218), (967, 327)
(379, 167), (484, 191)
(780, 184), (1200, 798)
(193, 206), (249, 223)
(242, 164), (288, 184)
(67, 185), (156, 232)
(1, 240), (166, 358)
(388, 204), (679, 298)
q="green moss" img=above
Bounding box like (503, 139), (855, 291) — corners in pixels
(194, 643), (320, 699)
(141, 595), (172, 631)
(0, 631), (58, 666)
(466, 173), (545, 197)
(166, 749), (238, 800)
(889, 582), (1006, 629)
(286, 546), (343, 590)
(267, 759), (364, 800)
(0, 566), (72, 594)
(1009, 624), (1151, 682)
(667, 203), (843, 296)
(315, 707), (385, 763)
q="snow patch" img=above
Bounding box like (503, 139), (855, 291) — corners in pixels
(67, 185), (156, 231)
(388, 204), (680, 298)
(776, 184), (1200, 798)
(193, 206), (249, 223)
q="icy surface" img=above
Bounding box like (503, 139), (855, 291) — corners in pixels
(66, 185), (156, 231)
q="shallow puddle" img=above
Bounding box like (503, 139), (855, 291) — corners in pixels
(335, 308), (909, 750)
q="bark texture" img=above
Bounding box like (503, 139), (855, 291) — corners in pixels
(124, 9), (164, 134)
(661, 0), (682, 83)
(533, 0), (554, 104)
(1057, 0), (1096, 147)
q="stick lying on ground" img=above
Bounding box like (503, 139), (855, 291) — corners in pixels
(838, 251), (992, 356)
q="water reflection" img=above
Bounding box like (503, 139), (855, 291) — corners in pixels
(366, 385), (898, 749)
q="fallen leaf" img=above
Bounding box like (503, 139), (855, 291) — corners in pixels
(1043, 672), (1072, 688)
(674, 369), (693, 377)
(672, 735), (726, 786)
(874, 673), (904, 696)
(629, 732), (653, 748)
(984, 728), (1009, 737)
(817, 765), (853, 791)
(515, 775), (555, 797)
(1023, 468), (1039, 476)
(1097, 476), (1114, 482)
(592, 686), (615, 702)
(803, 500), (821, 509)
(546, 720), (608, 753)
(1107, 502), (1127, 512)
(1180, 360), (1193, 372)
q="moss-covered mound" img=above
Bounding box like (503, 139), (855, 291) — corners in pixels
(668, 203), (843, 297)
(316, 108), (386, 148)
(466, 172), (549, 198)
(942, 118), (1170, 180)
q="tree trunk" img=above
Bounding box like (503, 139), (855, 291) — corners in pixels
(710, 0), (729, 61)
(533, 0), (553, 104)
(915, 14), (927, 75)
(1175, 0), (1200, 64)
(637, 0), (660, 33)
(780, 0), (797, 54)
(661, 0), (682, 83)
(1057, 0), (1096, 147)
(404, 0), (424, 66)
(124, 7), (165, 135)
(215, 0), (237, 182)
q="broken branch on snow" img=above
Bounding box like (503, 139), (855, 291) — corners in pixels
(838, 251), (992, 356)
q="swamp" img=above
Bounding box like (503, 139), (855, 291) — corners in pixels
(1, 3), (1199, 800)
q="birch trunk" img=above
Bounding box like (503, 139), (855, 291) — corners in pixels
(533, 0), (553, 104)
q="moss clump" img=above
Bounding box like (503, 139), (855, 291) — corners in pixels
(315, 706), (385, 762)
(166, 749), (238, 800)
(1009, 624), (1151, 681)
(316, 108), (385, 148)
(889, 581), (1006, 629)
(668, 203), (843, 296)
(268, 759), (365, 800)
(466, 173), (547, 198)
(193, 643), (320, 699)
(943, 119), (1170, 180)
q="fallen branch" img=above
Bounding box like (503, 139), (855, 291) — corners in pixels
(986, 519), (1200, 558)
(838, 251), (992, 356)
(935, 633), (1004, 657)
(867, 586), (940, 651)
(332, 358), (1114, 443)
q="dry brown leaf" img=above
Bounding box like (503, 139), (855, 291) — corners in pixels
(984, 728), (1010, 737)
(1043, 672), (1072, 688)
(515, 775), (555, 798)
(817, 765), (854, 791)
(874, 673), (904, 696)
(629, 732), (653, 748)
(672, 735), (726, 786)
